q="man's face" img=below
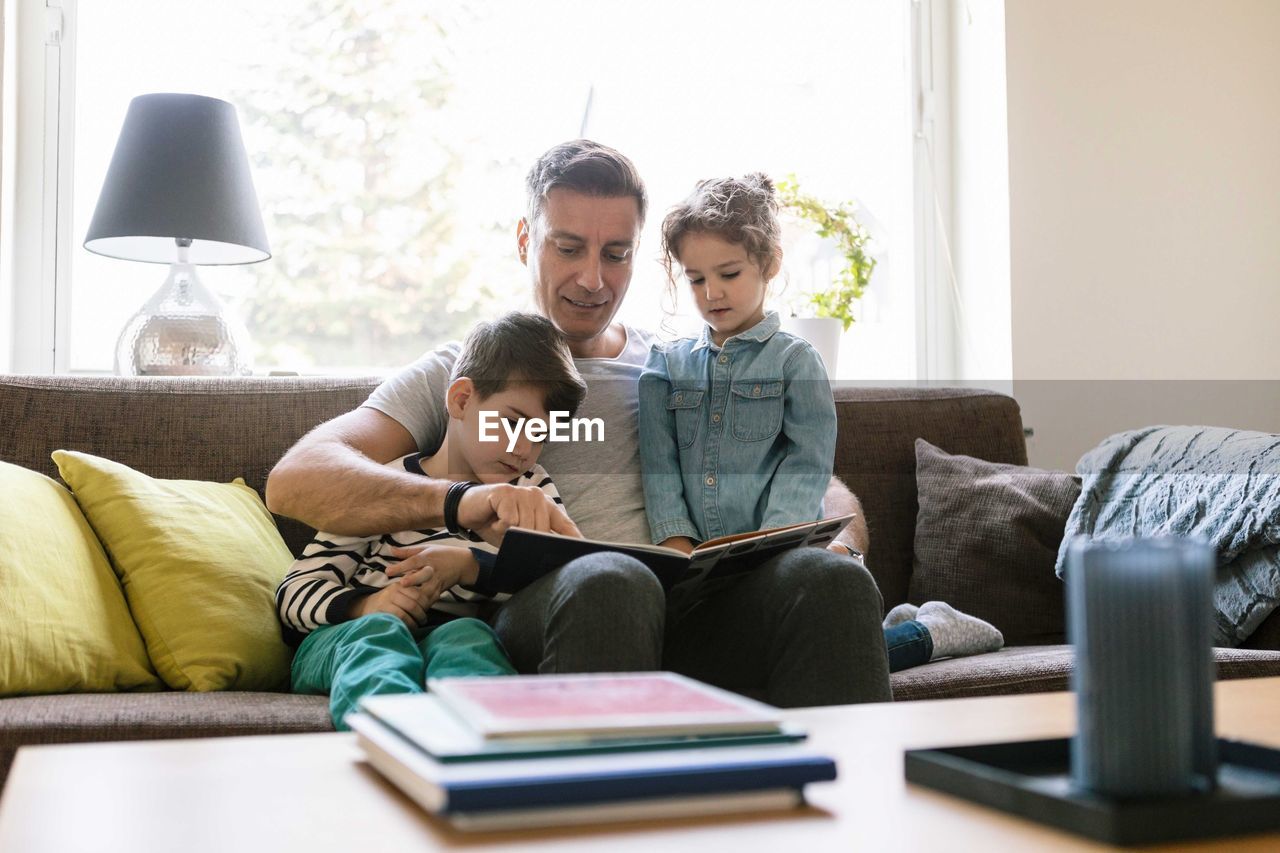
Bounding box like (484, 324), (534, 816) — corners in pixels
(519, 188), (642, 347)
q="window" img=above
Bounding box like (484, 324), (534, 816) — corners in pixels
(9, 0), (926, 378)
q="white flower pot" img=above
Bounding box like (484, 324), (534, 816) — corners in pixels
(782, 316), (842, 377)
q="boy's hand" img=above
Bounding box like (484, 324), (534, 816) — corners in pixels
(351, 581), (435, 630)
(383, 544), (480, 603)
(458, 483), (582, 545)
(658, 536), (696, 555)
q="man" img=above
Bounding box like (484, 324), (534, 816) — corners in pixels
(266, 140), (891, 706)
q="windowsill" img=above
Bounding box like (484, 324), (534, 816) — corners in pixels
(62, 367), (394, 379)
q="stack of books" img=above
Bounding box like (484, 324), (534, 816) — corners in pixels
(348, 672), (836, 831)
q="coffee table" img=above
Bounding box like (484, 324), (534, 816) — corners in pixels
(3, 677), (1279, 851)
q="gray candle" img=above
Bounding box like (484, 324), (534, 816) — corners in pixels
(1067, 537), (1216, 798)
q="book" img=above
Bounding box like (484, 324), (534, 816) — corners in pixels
(349, 710), (835, 824)
(445, 789), (804, 832)
(423, 672), (783, 740)
(358, 690), (806, 763)
(491, 512), (855, 593)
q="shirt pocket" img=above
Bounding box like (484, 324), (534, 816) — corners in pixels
(667, 388), (706, 449)
(731, 380), (785, 442)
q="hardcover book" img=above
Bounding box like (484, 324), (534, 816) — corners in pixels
(358, 691), (806, 763)
(491, 512), (854, 592)
(349, 711), (834, 827)
(423, 672), (784, 740)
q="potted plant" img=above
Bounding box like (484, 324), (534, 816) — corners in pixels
(776, 176), (877, 374)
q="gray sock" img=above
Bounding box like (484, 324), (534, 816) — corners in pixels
(916, 602), (1004, 660)
(883, 602), (919, 629)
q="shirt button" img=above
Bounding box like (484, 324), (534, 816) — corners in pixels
(674, 394), (682, 403)
(753, 385), (761, 396)
(718, 355), (728, 364)
(705, 475), (716, 487)
(712, 413), (721, 423)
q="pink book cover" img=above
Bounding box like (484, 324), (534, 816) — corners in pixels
(427, 672), (783, 739)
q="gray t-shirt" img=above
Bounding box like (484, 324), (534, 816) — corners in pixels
(363, 325), (655, 545)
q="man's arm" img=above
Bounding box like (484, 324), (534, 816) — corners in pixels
(266, 407), (446, 536)
(824, 475), (870, 556)
(265, 406), (581, 543)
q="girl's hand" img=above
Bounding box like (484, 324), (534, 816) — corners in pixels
(384, 544), (480, 603)
(658, 536), (697, 555)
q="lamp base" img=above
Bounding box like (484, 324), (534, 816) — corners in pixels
(114, 263), (252, 376)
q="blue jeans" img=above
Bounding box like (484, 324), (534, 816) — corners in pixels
(885, 620), (933, 673)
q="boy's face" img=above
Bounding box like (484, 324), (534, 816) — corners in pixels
(446, 378), (551, 484)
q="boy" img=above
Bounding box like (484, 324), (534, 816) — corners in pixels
(275, 313), (587, 729)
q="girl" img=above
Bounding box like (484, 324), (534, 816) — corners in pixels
(639, 174), (1001, 672)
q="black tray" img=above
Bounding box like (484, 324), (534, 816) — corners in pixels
(904, 738), (1280, 846)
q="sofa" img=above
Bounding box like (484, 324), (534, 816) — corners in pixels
(3, 375), (1280, 791)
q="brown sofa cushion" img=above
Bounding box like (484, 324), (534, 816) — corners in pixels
(890, 645), (1280, 702)
(832, 387), (1028, 610)
(0, 692), (332, 791)
(0, 375), (380, 556)
(908, 439), (1079, 645)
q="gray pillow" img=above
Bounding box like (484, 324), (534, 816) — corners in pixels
(908, 438), (1080, 645)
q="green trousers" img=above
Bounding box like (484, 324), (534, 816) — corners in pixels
(291, 613), (516, 730)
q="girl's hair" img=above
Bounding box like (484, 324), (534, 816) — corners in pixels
(659, 173), (782, 287)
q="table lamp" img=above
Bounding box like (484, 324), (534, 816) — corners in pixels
(84, 93), (270, 375)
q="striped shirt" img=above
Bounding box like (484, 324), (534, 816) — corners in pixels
(274, 452), (563, 647)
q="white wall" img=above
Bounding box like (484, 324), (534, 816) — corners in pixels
(1004, 0), (1280, 470)
(950, 0), (1011, 380)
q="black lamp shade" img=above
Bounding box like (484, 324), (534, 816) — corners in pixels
(84, 93), (270, 265)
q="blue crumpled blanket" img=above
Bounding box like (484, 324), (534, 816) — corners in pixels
(1054, 426), (1280, 646)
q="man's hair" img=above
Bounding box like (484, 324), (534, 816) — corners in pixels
(451, 312), (587, 416)
(525, 139), (648, 229)
(660, 173), (782, 286)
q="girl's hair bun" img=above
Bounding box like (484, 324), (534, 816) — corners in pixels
(660, 172), (783, 281)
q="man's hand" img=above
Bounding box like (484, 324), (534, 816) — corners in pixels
(827, 541), (861, 560)
(457, 483), (581, 545)
(383, 545), (481, 603)
(350, 579), (436, 630)
(823, 476), (869, 554)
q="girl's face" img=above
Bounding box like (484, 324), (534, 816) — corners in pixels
(677, 232), (775, 346)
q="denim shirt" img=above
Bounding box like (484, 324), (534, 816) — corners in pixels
(638, 311), (836, 544)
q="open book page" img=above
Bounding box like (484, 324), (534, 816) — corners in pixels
(690, 513), (855, 558)
(694, 514), (854, 552)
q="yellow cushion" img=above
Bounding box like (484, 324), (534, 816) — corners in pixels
(0, 461), (160, 696)
(53, 450), (294, 692)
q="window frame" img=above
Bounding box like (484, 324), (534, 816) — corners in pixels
(5, 0), (76, 373)
(5, 0), (960, 379)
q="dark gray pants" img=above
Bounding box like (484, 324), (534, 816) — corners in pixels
(490, 548), (892, 707)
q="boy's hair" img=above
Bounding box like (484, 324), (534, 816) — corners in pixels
(525, 139), (648, 230)
(660, 173), (782, 286)
(451, 312), (587, 416)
